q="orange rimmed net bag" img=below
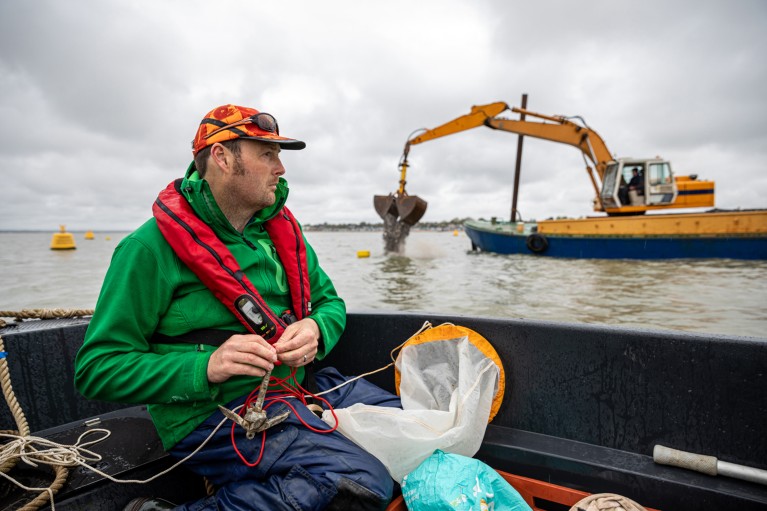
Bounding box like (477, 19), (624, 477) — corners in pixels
(322, 323), (505, 482)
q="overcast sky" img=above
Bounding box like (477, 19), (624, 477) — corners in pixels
(1, 0), (765, 231)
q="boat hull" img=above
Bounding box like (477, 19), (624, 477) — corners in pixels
(465, 211), (767, 259)
(465, 225), (767, 259)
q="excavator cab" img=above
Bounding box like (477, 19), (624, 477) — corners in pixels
(600, 159), (677, 211)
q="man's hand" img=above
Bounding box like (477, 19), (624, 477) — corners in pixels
(207, 334), (278, 383)
(274, 318), (320, 367)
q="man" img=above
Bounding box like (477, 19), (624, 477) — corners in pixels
(627, 168), (644, 205)
(75, 104), (399, 510)
(628, 168), (644, 193)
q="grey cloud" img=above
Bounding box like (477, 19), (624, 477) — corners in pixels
(1, 0), (765, 231)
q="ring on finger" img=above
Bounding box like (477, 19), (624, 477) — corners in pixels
(303, 354), (307, 363)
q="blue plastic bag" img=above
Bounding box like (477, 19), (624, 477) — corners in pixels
(401, 450), (533, 510)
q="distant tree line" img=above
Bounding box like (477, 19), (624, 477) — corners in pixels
(304, 218), (474, 231)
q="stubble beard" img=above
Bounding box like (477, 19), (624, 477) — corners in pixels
(231, 154), (275, 211)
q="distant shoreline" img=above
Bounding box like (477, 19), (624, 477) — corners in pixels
(304, 221), (466, 232)
(1, 219), (472, 234)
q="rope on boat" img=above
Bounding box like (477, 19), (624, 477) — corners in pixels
(570, 493), (648, 511)
(0, 339), (30, 459)
(0, 308), (255, 506)
(0, 308), (94, 325)
(0, 308), (93, 511)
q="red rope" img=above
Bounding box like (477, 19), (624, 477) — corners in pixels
(231, 367), (339, 467)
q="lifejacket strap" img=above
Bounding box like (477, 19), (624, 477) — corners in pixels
(152, 179), (312, 344)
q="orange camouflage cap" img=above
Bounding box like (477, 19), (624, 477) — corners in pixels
(192, 104), (306, 155)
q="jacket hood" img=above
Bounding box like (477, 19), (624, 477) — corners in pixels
(179, 162), (289, 233)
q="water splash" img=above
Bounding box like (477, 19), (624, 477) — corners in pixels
(382, 214), (411, 254)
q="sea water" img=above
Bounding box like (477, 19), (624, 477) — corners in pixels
(1, 230), (765, 338)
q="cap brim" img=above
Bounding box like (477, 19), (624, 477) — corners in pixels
(242, 136), (306, 150)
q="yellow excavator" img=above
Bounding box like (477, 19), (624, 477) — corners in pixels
(375, 102), (714, 221)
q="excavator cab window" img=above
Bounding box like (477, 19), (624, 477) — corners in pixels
(647, 161), (676, 205)
(600, 163), (621, 208)
(649, 162), (671, 185)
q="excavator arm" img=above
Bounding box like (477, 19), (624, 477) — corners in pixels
(405, 102), (511, 157)
(486, 108), (614, 180)
(405, 103), (613, 179)
(486, 108), (615, 210)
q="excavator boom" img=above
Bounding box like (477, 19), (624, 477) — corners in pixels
(486, 108), (614, 180)
(408, 102), (510, 149)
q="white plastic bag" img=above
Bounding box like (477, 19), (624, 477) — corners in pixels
(322, 324), (505, 482)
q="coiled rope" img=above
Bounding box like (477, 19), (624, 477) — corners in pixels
(569, 493), (648, 511)
(0, 308), (93, 511)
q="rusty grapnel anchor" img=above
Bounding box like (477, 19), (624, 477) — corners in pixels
(218, 367), (290, 439)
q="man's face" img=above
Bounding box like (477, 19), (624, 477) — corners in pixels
(229, 140), (286, 212)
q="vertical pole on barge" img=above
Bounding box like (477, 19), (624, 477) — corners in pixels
(510, 93), (527, 223)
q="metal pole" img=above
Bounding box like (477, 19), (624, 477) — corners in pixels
(510, 93), (527, 223)
(654, 445), (767, 486)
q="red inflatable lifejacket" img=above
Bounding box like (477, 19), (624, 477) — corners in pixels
(152, 179), (311, 343)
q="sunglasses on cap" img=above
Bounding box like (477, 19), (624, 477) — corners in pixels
(203, 112), (280, 140)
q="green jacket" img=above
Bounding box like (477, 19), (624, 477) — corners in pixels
(74, 165), (346, 449)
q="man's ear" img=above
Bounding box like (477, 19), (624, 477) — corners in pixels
(209, 143), (232, 174)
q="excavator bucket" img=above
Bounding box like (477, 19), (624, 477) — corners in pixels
(374, 194), (398, 219)
(396, 195), (428, 226)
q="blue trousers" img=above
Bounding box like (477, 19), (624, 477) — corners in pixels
(169, 367), (401, 511)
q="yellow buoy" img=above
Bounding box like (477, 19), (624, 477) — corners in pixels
(84, 230), (95, 240)
(50, 225), (76, 250)
(357, 250), (370, 258)
(453, 230), (459, 236)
